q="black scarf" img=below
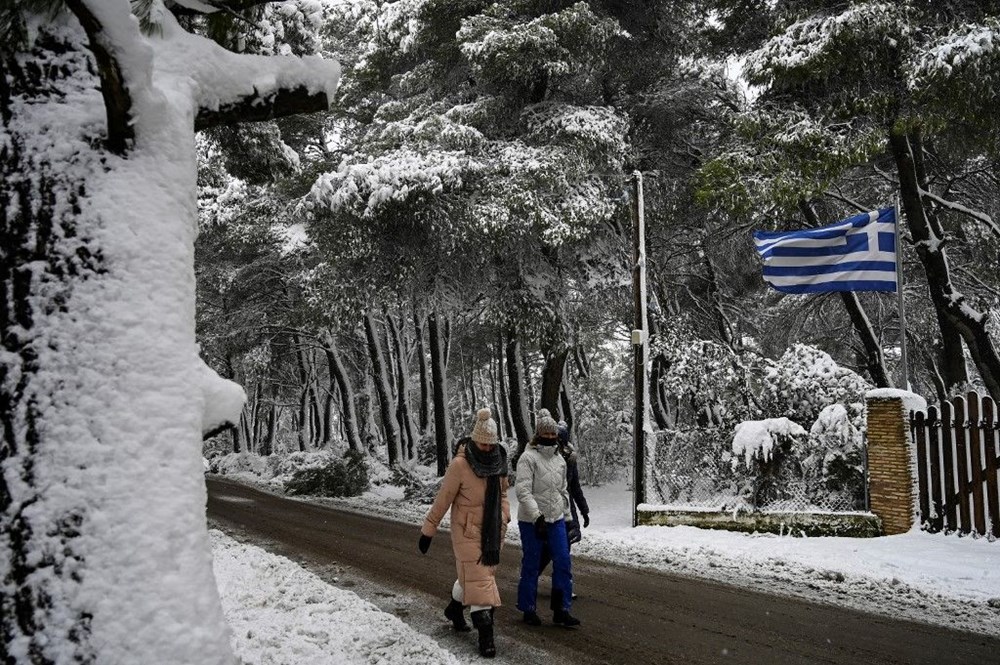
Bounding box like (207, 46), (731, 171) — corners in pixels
(464, 442), (507, 567)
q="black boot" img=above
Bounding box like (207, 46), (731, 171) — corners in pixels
(471, 609), (496, 658)
(444, 599), (471, 632)
(522, 611), (541, 626)
(551, 590), (581, 627)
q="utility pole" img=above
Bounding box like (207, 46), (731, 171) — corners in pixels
(631, 171), (650, 527)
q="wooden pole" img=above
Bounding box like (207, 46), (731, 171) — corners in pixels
(631, 171), (649, 527)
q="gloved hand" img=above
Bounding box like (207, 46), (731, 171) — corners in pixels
(534, 516), (548, 541)
(583, 513), (590, 528)
(418, 534), (432, 554)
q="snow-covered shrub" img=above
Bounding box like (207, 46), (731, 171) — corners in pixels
(731, 418), (808, 509)
(284, 450), (369, 497)
(654, 327), (764, 427)
(389, 464), (441, 502)
(759, 344), (870, 426)
(213, 452), (268, 477)
(265, 450), (340, 482)
(806, 404), (865, 509)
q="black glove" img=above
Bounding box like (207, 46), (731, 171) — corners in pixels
(583, 513), (590, 528)
(534, 516), (548, 541)
(418, 534), (432, 554)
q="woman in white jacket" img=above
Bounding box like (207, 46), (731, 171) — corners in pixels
(514, 409), (580, 627)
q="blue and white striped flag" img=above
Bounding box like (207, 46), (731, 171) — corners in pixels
(752, 208), (898, 294)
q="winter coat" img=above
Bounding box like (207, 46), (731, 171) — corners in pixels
(421, 445), (511, 607)
(564, 449), (589, 544)
(515, 443), (572, 524)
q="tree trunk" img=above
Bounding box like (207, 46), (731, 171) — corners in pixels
(322, 336), (362, 453)
(522, 345), (536, 419)
(263, 383), (278, 456)
(540, 347), (570, 418)
(890, 130), (1000, 397)
(293, 333), (310, 452)
(428, 311), (452, 475)
(497, 335), (515, 440)
(413, 311), (431, 433)
(364, 310), (401, 465)
(0, 4), (337, 657)
(322, 383), (335, 448)
(559, 380), (574, 434)
(388, 314), (418, 460)
(505, 329), (532, 448)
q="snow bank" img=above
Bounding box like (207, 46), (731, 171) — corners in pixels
(211, 530), (459, 664)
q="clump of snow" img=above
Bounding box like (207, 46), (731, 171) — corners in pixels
(198, 358), (247, 435)
(211, 530), (459, 664)
(865, 388), (927, 414)
(731, 418), (807, 469)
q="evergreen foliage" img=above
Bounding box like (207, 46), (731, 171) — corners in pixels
(284, 449), (369, 497)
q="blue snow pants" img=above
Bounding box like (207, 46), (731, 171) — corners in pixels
(517, 518), (573, 612)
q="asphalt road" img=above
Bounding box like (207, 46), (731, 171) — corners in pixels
(206, 477), (1000, 664)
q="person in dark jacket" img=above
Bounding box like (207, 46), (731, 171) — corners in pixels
(538, 421), (589, 580)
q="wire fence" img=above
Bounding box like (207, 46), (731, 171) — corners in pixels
(645, 427), (867, 513)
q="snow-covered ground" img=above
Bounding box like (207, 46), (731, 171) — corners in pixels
(211, 473), (1000, 662)
(212, 529), (459, 664)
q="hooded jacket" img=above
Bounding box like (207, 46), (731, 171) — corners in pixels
(515, 441), (572, 523)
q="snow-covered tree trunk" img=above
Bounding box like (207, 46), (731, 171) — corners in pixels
(364, 309), (401, 464)
(505, 330), (532, 448)
(1, 3), (337, 661)
(322, 335), (361, 452)
(891, 129), (1000, 400)
(413, 312), (431, 433)
(540, 347), (570, 418)
(428, 311), (451, 475)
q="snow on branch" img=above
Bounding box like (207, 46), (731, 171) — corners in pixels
(198, 358), (247, 438)
(731, 418), (806, 470)
(66, 0), (149, 153)
(920, 188), (1000, 239)
(154, 13), (339, 128)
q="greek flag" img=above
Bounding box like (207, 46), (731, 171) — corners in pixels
(752, 208), (898, 294)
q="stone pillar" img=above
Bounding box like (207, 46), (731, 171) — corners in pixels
(865, 395), (917, 535)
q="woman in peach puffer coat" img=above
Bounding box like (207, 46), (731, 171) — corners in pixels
(418, 408), (510, 658)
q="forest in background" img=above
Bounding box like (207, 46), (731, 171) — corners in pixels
(195, 0), (1000, 482)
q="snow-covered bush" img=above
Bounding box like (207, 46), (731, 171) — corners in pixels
(759, 344), (870, 426)
(265, 450), (341, 482)
(213, 452), (268, 477)
(731, 418), (808, 509)
(284, 450), (369, 497)
(806, 404), (865, 509)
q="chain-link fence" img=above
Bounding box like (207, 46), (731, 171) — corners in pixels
(646, 427), (867, 513)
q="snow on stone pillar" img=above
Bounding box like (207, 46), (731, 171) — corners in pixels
(865, 389), (926, 535)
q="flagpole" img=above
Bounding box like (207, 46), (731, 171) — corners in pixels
(895, 196), (910, 390)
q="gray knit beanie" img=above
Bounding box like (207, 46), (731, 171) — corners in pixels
(535, 409), (559, 438)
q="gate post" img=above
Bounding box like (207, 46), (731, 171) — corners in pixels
(864, 389), (926, 535)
